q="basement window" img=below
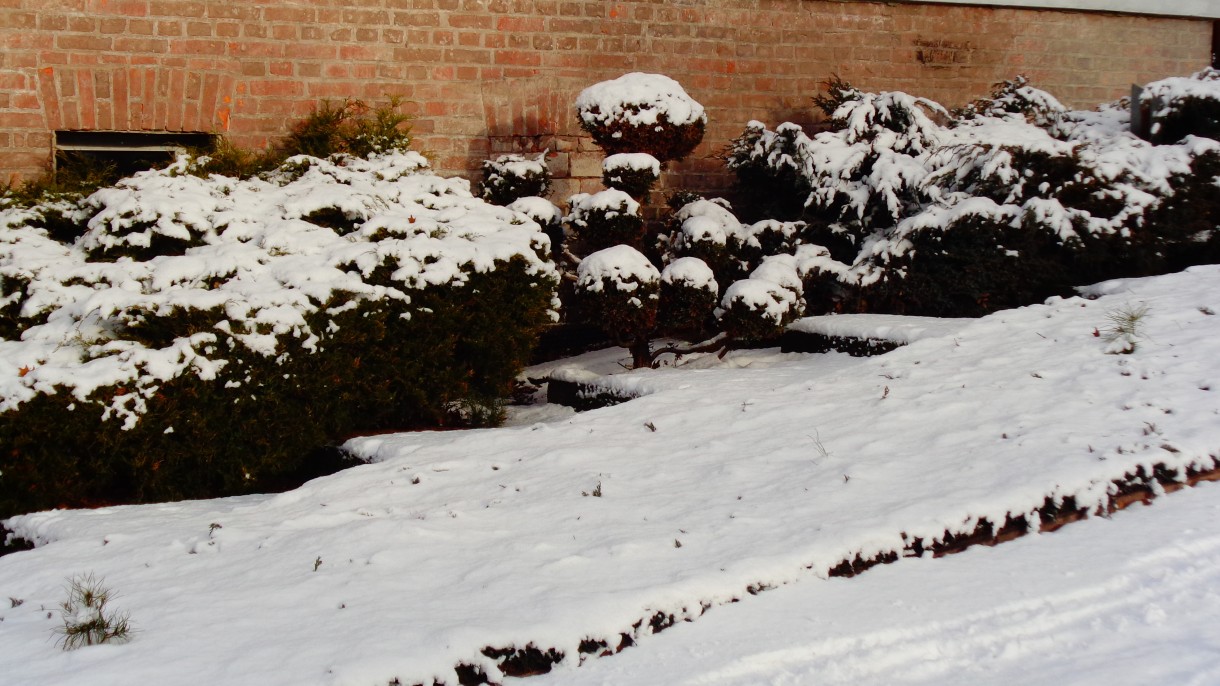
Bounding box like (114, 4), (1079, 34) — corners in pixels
(54, 131), (216, 179)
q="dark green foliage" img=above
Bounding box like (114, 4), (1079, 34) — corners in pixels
(571, 202), (646, 253)
(735, 220), (804, 270)
(716, 291), (790, 343)
(80, 212), (210, 262)
(477, 154), (551, 207)
(303, 207), (361, 235)
(0, 258), (554, 519)
(860, 213), (1083, 317)
(724, 122), (812, 222)
(573, 278), (658, 349)
(603, 163), (659, 200)
(579, 111), (705, 162)
(666, 190), (705, 212)
(282, 97), (413, 160)
(810, 75), (858, 122)
(1152, 148), (1220, 269)
(1146, 71), (1220, 144)
(191, 97), (413, 179)
(658, 279), (717, 338)
(1149, 96), (1220, 144)
(190, 137), (282, 180)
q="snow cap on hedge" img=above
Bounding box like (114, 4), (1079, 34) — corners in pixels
(576, 72), (707, 129)
(661, 256), (717, 293)
(507, 196), (563, 226)
(0, 150), (558, 424)
(603, 153), (662, 175)
(565, 189), (641, 225)
(718, 278), (803, 326)
(576, 244), (660, 293)
(673, 199), (742, 247)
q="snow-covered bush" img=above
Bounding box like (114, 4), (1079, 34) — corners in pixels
(726, 72), (1220, 317)
(576, 72), (706, 160)
(956, 75), (1067, 126)
(1142, 68), (1220, 144)
(658, 257), (718, 338)
(477, 152), (551, 207)
(573, 245), (659, 367)
(566, 189), (645, 253)
(0, 151), (558, 518)
(508, 196), (564, 260)
(716, 255), (804, 343)
(602, 153), (662, 199)
(661, 198), (748, 285)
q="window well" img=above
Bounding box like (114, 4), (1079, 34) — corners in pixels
(54, 131), (216, 178)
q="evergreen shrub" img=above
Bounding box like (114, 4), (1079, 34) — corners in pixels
(1142, 69), (1220, 144)
(566, 190), (646, 253)
(602, 153), (662, 199)
(575, 73), (707, 160)
(0, 151), (557, 519)
(725, 71), (1220, 318)
(477, 153), (551, 207)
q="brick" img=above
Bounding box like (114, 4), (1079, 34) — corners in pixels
(0, 0), (1214, 187)
(55, 34), (112, 51)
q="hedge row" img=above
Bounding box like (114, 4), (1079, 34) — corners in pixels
(0, 151), (557, 518)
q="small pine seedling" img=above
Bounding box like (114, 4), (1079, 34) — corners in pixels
(55, 574), (133, 650)
(1102, 303), (1150, 354)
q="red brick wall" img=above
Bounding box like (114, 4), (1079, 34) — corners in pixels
(0, 0), (1212, 198)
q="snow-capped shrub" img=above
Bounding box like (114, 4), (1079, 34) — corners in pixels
(576, 72), (707, 161)
(477, 152), (551, 206)
(658, 256), (718, 337)
(1142, 69), (1220, 144)
(566, 189), (645, 252)
(602, 153), (662, 199)
(716, 271), (803, 343)
(0, 151), (558, 518)
(727, 73), (1220, 318)
(956, 75), (1066, 126)
(661, 198), (748, 286)
(734, 219), (805, 268)
(573, 245), (660, 365)
(724, 121), (815, 222)
(728, 81), (943, 244)
(508, 196), (564, 260)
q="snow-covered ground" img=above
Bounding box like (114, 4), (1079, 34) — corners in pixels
(535, 481), (1220, 686)
(3, 265), (1220, 685)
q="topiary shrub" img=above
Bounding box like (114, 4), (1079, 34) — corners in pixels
(566, 189), (645, 253)
(477, 153), (551, 206)
(658, 257), (718, 338)
(660, 198), (749, 288)
(602, 153), (661, 199)
(572, 244), (660, 368)
(716, 255), (804, 343)
(575, 72), (706, 160)
(0, 150), (557, 519)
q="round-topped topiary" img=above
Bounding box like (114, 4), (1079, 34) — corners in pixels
(575, 72), (706, 161)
